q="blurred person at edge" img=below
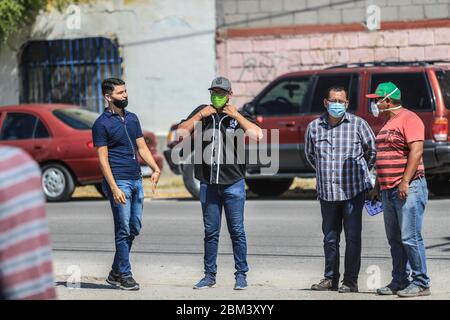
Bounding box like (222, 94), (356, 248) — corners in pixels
(0, 146), (56, 300)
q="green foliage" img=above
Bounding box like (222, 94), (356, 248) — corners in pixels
(0, 0), (85, 45)
(0, 0), (46, 43)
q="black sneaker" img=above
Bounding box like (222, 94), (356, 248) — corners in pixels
(106, 270), (121, 287)
(120, 276), (140, 291)
(311, 279), (338, 291)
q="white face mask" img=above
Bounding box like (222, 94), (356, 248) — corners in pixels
(370, 88), (402, 117)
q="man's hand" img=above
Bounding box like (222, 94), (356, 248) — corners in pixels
(223, 105), (240, 119)
(150, 171), (160, 194)
(369, 188), (380, 203)
(199, 105), (217, 118)
(398, 180), (409, 199)
(112, 187), (126, 204)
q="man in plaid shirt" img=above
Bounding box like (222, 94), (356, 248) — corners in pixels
(305, 86), (376, 293)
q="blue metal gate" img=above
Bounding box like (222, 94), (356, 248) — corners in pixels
(19, 37), (122, 113)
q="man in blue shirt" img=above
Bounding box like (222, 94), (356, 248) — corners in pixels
(92, 78), (161, 291)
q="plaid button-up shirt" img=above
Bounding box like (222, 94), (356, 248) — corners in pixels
(305, 113), (376, 202)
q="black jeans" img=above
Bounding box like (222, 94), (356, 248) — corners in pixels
(319, 192), (364, 288)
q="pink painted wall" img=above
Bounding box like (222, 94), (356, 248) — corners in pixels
(217, 27), (450, 108)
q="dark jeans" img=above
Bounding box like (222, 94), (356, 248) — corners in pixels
(319, 191), (365, 288)
(103, 179), (144, 278)
(381, 177), (430, 288)
(200, 179), (249, 276)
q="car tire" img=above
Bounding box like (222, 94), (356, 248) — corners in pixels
(182, 153), (201, 199)
(95, 183), (108, 199)
(245, 178), (293, 197)
(41, 163), (75, 202)
(426, 175), (450, 196)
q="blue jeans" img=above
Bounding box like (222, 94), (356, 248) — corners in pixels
(319, 191), (365, 288)
(381, 177), (430, 288)
(200, 179), (249, 276)
(103, 179), (144, 278)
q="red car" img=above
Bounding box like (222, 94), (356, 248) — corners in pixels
(0, 104), (164, 201)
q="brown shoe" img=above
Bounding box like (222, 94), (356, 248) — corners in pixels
(311, 279), (338, 291)
(338, 283), (359, 293)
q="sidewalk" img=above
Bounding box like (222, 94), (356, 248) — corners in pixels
(54, 250), (450, 300)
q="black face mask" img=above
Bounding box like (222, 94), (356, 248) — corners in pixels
(113, 98), (128, 109)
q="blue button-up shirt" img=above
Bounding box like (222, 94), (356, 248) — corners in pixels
(305, 112), (376, 201)
(92, 108), (144, 180)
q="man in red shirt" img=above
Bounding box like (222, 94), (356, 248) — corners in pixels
(368, 82), (430, 298)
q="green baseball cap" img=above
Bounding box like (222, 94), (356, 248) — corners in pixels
(366, 82), (401, 100)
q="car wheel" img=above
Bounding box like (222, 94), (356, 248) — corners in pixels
(182, 153), (201, 199)
(246, 178), (293, 197)
(94, 183), (108, 199)
(426, 175), (450, 196)
(41, 163), (75, 201)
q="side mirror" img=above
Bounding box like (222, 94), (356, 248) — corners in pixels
(242, 102), (255, 115)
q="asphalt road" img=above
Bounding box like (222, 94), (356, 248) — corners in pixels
(47, 198), (450, 300)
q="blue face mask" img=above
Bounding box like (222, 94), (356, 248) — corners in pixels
(327, 102), (346, 118)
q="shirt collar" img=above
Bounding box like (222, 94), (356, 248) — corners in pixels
(319, 112), (350, 126)
(104, 107), (128, 118)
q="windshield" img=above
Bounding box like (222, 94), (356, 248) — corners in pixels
(53, 108), (98, 130)
(436, 70), (450, 109)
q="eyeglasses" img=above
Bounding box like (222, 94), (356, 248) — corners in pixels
(327, 99), (347, 104)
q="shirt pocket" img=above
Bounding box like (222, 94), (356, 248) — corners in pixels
(314, 134), (330, 158)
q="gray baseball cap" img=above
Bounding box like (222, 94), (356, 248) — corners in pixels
(208, 76), (232, 92)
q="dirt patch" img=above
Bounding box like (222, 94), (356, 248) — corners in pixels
(72, 176), (317, 200)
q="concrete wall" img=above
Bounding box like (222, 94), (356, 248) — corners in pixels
(217, 0), (450, 28)
(0, 0), (216, 136)
(217, 26), (450, 108)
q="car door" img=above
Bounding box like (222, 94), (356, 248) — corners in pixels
(297, 73), (361, 168)
(252, 76), (312, 173)
(0, 112), (52, 162)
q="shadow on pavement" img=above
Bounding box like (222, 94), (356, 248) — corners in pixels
(297, 288), (378, 295)
(426, 237), (450, 252)
(56, 281), (118, 290)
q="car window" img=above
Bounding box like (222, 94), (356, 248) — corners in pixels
(369, 73), (433, 111)
(34, 120), (50, 138)
(255, 77), (311, 117)
(436, 70), (450, 109)
(53, 108), (98, 130)
(0, 113), (37, 140)
(310, 74), (359, 113)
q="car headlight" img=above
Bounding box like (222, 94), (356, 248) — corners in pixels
(167, 128), (177, 145)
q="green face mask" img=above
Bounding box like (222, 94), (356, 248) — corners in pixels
(211, 93), (228, 109)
